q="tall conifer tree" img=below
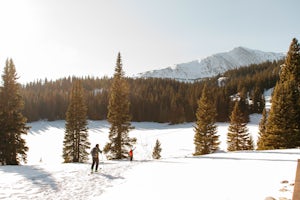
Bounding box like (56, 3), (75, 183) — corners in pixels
(257, 108), (268, 150)
(263, 79), (300, 149)
(63, 80), (90, 163)
(227, 101), (254, 151)
(262, 38), (300, 149)
(104, 53), (136, 159)
(194, 84), (219, 155)
(0, 59), (29, 165)
(280, 38), (300, 85)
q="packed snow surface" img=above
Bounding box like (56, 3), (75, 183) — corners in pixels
(0, 114), (298, 200)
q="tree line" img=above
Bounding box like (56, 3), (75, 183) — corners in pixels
(20, 60), (282, 124)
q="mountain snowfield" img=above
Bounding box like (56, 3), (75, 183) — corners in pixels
(137, 47), (285, 81)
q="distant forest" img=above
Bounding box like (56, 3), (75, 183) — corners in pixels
(21, 60), (283, 123)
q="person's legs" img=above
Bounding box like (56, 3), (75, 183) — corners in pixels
(91, 158), (96, 171)
(95, 157), (99, 171)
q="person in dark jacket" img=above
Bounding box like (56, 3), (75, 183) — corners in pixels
(91, 144), (102, 172)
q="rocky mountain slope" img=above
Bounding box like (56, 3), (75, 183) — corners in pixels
(136, 47), (285, 81)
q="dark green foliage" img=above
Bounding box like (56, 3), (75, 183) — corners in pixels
(20, 60), (283, 123)
(256, 108), (268, 150)
(250, 86), (265, 113)
(104, 53), (136, 160)
(262, 38), (300, 149)
(194, 84), (220, 155)
(227, 101), (254, 151)
(215, 87), (231, 121)
(63, 80), (90, 163)
(280, 38), (300, 85)
(152, 139), (162, 159)
(237, 87), (250, 123)
(263, 79), (300, 149)
(0, 59), (29, 165)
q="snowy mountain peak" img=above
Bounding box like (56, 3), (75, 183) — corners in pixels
(136, 47), (285, 81)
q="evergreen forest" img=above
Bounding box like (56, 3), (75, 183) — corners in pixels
(20, 60), (282, 124)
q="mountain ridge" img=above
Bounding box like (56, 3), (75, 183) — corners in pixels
(136, 47), (285, 81)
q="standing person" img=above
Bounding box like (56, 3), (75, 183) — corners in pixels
(128, 147), (135, 161)
(91, 144), (102, 172)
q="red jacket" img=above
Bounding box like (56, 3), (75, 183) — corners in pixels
(129, 150), (133, 157)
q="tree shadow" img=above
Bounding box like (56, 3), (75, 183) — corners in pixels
(247, 150), (300, 155)
(100, 173), (125, 180)
(153, 159), (186, 164)
(28, 120), (65, 135)
(132, 121), (193, 131)
(190, 152), (299, 162)
(0, 165), (58, 191)
(28, 120), (110, 135)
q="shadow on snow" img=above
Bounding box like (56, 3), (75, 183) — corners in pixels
(189, 150), (300, 163)
(0, 165), (58, 191)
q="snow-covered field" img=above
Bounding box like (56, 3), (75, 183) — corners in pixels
(0, 114), (298, 200)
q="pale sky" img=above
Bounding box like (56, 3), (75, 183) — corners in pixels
(0, 0), (299, 84)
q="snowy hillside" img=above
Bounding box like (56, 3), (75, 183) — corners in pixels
(0, 114), (298, 200)
(137, 47), (285, 81)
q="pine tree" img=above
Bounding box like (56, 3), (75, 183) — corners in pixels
(104, 53), (136, 160)
(257, 108), (268, 150)
(262, 38), (300, 149)
(194, 84), (219, 155)
(227, 101), (254, 151)
(0, 59), (29, 165)
(280, 38), (300, 85)
(238, 87), (250, 123)
(216, 87), (230, 121)
(263, 79), (300, 149)
(63, 80), (90, 163)
(152, 139), (162, 159)
(251, 86), (265, 113)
